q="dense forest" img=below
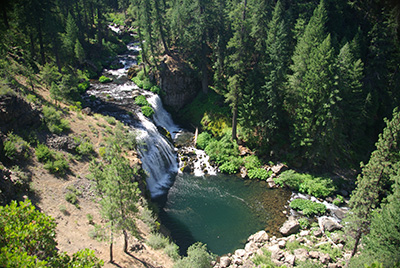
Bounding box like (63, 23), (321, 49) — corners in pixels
(0, 0), (400, 267)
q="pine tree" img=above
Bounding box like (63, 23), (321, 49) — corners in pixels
(345, 108), (400, 259)
(90, 144), (140, 262)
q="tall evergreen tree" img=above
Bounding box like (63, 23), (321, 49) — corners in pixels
(345, 108), (400, 260)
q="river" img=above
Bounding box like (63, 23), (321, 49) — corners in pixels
(86, 39), (290, 256)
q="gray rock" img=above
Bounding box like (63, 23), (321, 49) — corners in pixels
(278, 240), (286, 249)
(293, 248), (309, 262)
(271, 249), (285, 262)
(81, 107), (92, 115)
(234, 249), (246, 258)
(313, 228), (323, 237)
(319, 216), (343, 232)
(219, 256), (231, 268)
(249, 230), (269, 244)
(279, 219), (300, 236)
(284, 253), (296, 266)
(271, 163), (288, 175)
(245, 241), (258, 252)
(309, 251), (320, 259)
(319, 253), (332, 264)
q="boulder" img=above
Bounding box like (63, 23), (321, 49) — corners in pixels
(234, 249), (246, 258)
(81, 107), (92, 115)
(284, 253), (296, 267)
(293, 248), (309, 262)
(319, 253), (331, 264)
(280, 218), (300, 236)
(249, 230), (269, 244)
(278, 240), (286, 249)
(244, 241), (258, 253)
(271, 163), (288, 175)
(319, 216), (343, 232)
(309, 251), (320, 259)
(219, 256), (231, 268)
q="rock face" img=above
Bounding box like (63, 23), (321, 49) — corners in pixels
(279, 218), (300, 236)
(157, 55), (200, 111)
(0, 94), (41, 133)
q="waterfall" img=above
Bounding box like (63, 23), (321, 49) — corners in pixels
(135, 94), (180, 198)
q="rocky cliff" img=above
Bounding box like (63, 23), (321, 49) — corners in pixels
(157, 54), (201, 111)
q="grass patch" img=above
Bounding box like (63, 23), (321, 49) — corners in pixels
(98, 75), (112, 83)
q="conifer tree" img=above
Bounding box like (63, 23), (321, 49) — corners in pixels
(345, 108), (400, 259)
(90, 144), (140, 262)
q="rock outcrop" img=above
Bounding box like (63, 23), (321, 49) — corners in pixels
(0, 94), (41, 134)
(157, 55), (201, 111)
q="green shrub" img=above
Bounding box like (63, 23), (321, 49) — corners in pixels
(35, 144), (53, 162)
(142, 78), (153, 90)
(174, 242), (214, 268)
(317, 242), (343, 262)
(3, 132), (29, 161)
(76, 141), (94, 156)
(164, 243), (180, 261)
(205, 132), (239, 165)
(251, 249), (277, 267)
(65, 192), (78, 205)
(274, 170), (307, 190)
(150, 85), (161, 94)
(141, 106), (154, 118)
(26, 94), (39, 103)
(104, 115), (116, 125)
(333, 195), (345, 206)
(219, 160), (240, 174)
(42, 106), (70, 134)
(98, 75), (112, 83)
(298, 218), (310, 229)
(135, 95), (149, 106)
(248, 168), (272, 180)
(299, 176), (336, 198)
(44, 152), (69, 175)
(289, 199), (326, 217)
(244, 155), (262, 171)
(132, 76), (143, 88)
(275, 170), (336, 198)
(147, 233), (169, 250)
(77, 81), (90, 93)
(196, 132), (213, 150)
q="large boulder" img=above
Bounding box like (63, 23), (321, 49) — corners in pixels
(219, 256), (231, 268)
(248, 230), (269, 244)
(279, 218), (300, 236)
(319, 216), (343, 232)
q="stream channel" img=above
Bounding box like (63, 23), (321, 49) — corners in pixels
(85, 40), (291, 256)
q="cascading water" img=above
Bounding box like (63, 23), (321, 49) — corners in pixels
(86, 36), (290, 256)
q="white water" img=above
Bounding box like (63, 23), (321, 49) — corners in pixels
(87, 39), (217, 198)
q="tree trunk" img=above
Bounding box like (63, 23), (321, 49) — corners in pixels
(201, 38), (208, 94)
(232, 100), (238, 141)
(37, 21), (45, 65)
(2, 5), (9, 29)
(154, 0), (169, 54)
(109, 230), (114, 263)
(30, 33), (36, 60)
(351, 228), (362, 258)
(123, 229), (128, 253)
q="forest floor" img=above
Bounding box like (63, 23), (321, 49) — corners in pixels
(17, 82), (174, 268)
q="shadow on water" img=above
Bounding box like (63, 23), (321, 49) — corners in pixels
(153, 193), (197, 256)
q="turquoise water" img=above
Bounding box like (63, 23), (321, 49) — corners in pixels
(154, 173), (291, 256)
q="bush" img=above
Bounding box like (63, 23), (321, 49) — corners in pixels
(289, 198), (326, 217)
(142, 78), (153, 90)
(3, 132), (29, 161)
(147, 233), (169, 250)
(251, 249), (276, 267)
(141, 106), (154, 118)
(104, 115), (116, 125)
(35, 144), (53, 162)
(76, 141), (94, 156)
(132, 76), (143, 88)
(164, 243), (180, 261)
(298, 218), (310, 229)
(42, 106), (70, 134)
(247, 168), (272, 180)
(135, 95), (149, 106)
(77, 81), (90, 93)
(174, 242), (214, 268)
(150, 85), (161, 94)
(333, 195), (344, 206)
(243, 155), (262, 171)
(44, 152), (69, 175)
(299, 176), (336, 198)
(65, 192), (78, 205)
(219, 158), (241, 174)
(205, 132), (239, 165)
(274, 170), (336, 198)
(98, 75), (112, 83)
(196, 132), (213, 150)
